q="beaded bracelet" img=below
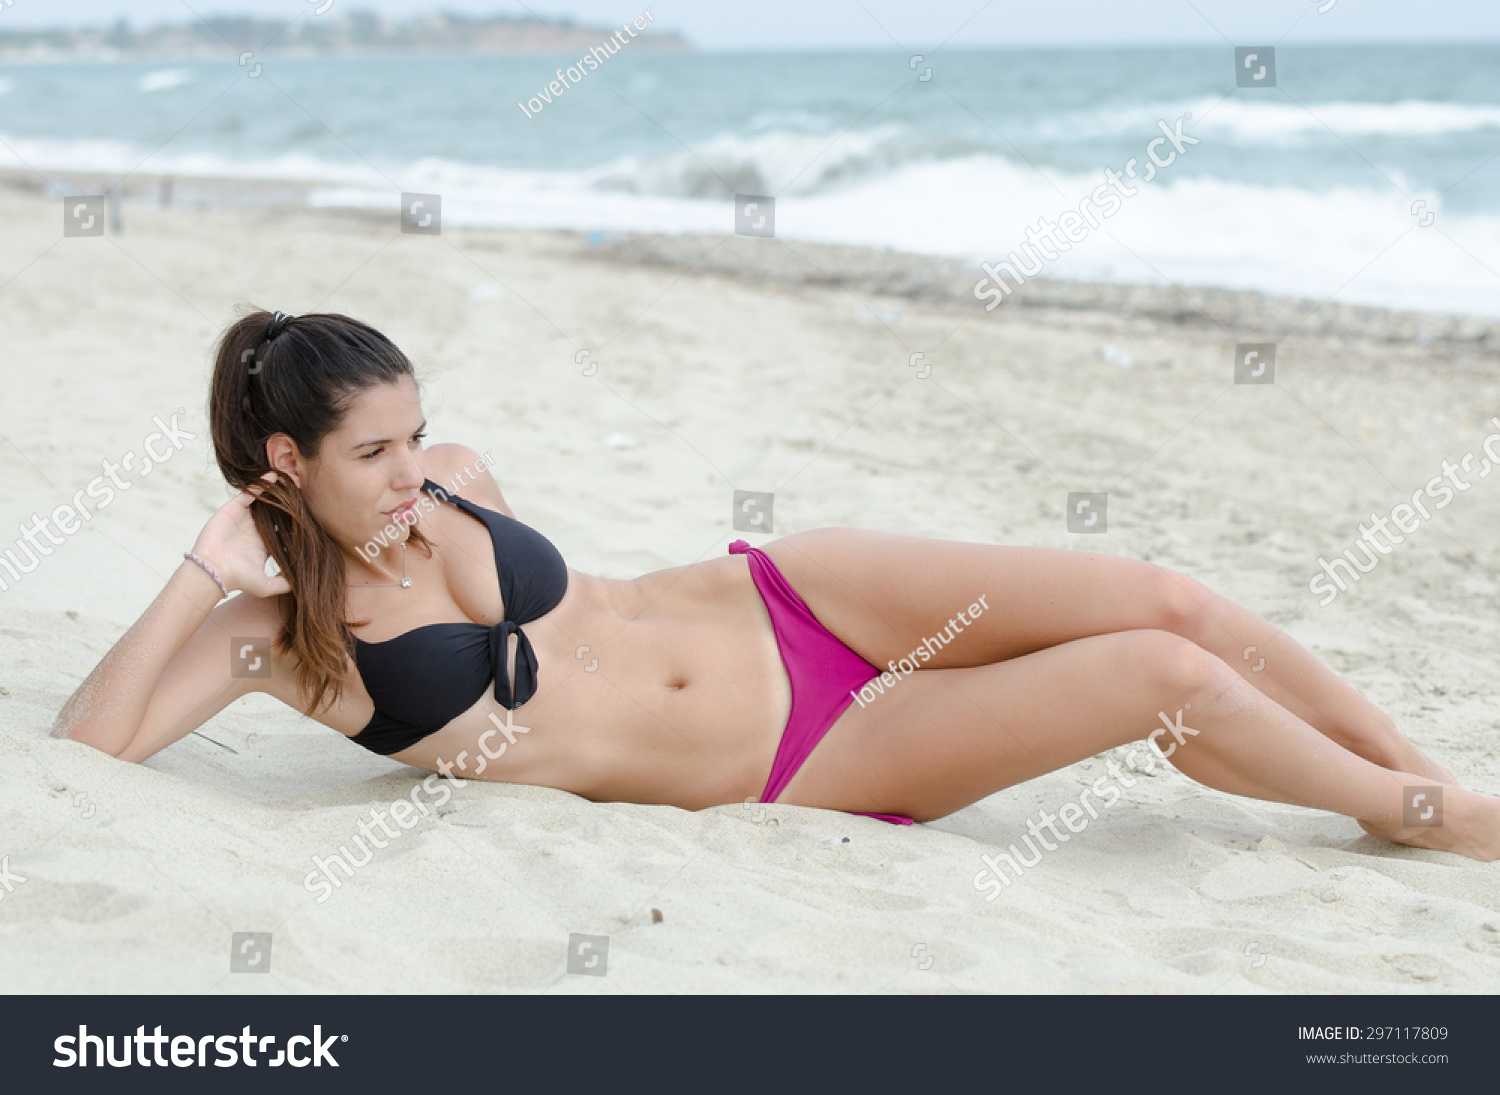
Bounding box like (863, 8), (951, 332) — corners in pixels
(183, 551), (229, 599)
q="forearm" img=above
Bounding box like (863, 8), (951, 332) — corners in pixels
(53, 560), (226, 756)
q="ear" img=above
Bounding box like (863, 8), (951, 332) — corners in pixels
(264, 434), (305, 488)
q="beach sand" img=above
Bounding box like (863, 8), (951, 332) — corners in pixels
(1, 174), (1497, 993)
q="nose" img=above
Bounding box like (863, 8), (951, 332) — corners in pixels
(392, 444), (424, 491)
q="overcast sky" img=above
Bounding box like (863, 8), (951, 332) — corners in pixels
(1, 0), (1497, 48)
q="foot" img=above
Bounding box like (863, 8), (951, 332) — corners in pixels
(1385, 744), (1460, 787)
(1342, 724), (1461, 788)
(1413, 752), (1460, 787)
(1357, 787), (1500, 862)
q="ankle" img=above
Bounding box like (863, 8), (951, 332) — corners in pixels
(1336, 716), (1423, 774)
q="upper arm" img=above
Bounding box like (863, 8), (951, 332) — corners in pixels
(424, 442), (513, 518)
(118, 591), (296, 763)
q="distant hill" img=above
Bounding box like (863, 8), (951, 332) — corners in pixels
(0, 10), (693, 60)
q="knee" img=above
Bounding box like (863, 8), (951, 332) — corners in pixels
(1128, 629), (1237, 704)
(1142, 566), (1213, 639)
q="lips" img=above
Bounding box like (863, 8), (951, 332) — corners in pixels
(385, 502), (417, 522)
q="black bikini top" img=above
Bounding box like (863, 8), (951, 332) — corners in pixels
(349, 479), (568, 756)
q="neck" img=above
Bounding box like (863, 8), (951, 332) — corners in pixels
(346, 538), (405, 583)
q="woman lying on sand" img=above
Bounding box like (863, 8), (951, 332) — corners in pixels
(54, 311), (1500, 861)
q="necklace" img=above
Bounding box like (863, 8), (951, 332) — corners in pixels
(351, 541), (412, 588)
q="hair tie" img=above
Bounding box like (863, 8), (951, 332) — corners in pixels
(264, 311), (293, 340)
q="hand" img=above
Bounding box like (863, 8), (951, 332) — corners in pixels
(189, 472), (294, 598)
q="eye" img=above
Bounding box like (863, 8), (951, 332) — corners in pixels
(410, 431), (427, 445)
(360, 446), (384, 461)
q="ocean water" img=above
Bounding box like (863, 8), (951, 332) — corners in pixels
(3, 46), (1500, 316)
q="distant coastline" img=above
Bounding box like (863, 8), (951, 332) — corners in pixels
(0, 10), (693, 61)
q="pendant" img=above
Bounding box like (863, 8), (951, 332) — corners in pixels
(400, 578), (412, 588)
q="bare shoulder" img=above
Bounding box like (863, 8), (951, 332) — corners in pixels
(423, 441), (512, 518)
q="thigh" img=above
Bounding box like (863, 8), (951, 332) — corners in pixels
(776, 628), (1217, 822)
(761, 527), (1196, 671)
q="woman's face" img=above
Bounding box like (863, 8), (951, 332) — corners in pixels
(281, 377), (428, 558)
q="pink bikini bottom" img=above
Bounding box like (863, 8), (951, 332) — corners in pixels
(730, 540), (913, 825)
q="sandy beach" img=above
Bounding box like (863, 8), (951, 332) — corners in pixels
(1, 172), (1497, 993)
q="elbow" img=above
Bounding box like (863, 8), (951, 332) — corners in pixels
(50, 717), (131, 760)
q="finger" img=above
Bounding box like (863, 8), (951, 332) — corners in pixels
(264, 575), (293, 597)
(235, 476), (279, 506)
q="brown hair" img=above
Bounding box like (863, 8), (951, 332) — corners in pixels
(209, 308), (426, 714)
